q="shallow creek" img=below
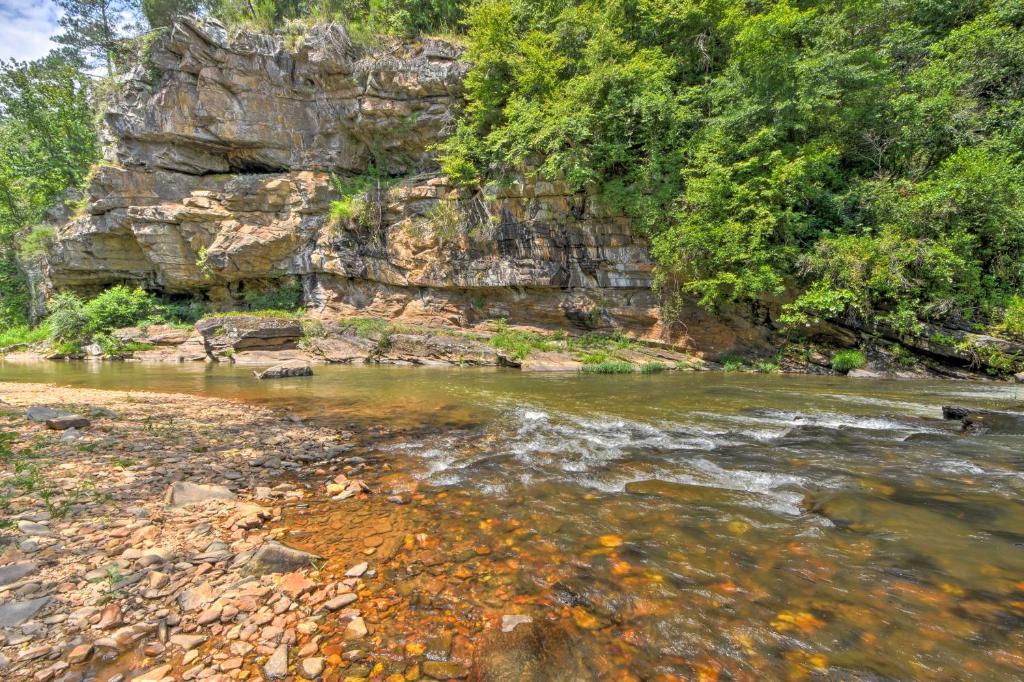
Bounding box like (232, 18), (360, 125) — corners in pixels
(3, 361), (1024, 680)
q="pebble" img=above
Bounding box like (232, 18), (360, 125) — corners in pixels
(344, 617), (367, 640)
(345, 562), (368, 578)
(264, 643), (289, 679)
(300, 657), (324, 679)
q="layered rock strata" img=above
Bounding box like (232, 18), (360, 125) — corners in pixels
(41, 17), (769, 356)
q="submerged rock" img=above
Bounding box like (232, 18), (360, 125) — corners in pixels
(941, 405), (1024, 434)
(474, 620), (592, 682)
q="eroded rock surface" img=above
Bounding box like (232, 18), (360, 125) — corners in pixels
(39, 17), (767, 356)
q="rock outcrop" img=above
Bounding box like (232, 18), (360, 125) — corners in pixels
(40, 17), (769, 357)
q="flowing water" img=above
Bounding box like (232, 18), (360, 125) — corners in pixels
(3, 361), (1024, 680)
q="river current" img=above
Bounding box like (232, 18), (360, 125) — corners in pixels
(3, 361), (1023, 680)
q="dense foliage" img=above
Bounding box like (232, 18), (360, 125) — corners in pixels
(0, 51), (99, 324)
(439, 0), (1024, 334)
(2, 0), (1021, 344)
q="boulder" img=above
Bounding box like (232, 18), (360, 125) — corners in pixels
(254, 360), (314, 380)
(520, 352), (583, 372)
(0, 597), (50, 627)
(243, 541), (322, 575)
(197, 316), (303, 358)
(941, 405), (1024, 434)
(45, 414), (90, 430)
(26, 406), (66, 422)
(165, 481), (237, 507)
(0, 561), (38, 588)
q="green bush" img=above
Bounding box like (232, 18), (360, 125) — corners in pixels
(82, 286), (159, 335)
(47, 292), (88, 342)
(720, 357), (745, 372)
(999, 296), (1024, 337)
(0, 324), (50, 349)
(243, 281), (303, 312)
(18, 225), (56, 261)
(581, 360), (635, 374)
(831, 350), (867, 373)
(640, 361), (667, 374)
(489, 319), (556, 359)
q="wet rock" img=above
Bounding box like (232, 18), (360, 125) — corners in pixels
(300, 657), (324, 679)
(0, 561), (39, 587)
(323, 593), (357, 611)
(243, 541), (322, 575)
(422, 661), (469, 679)
(264, 643), (289, 679)
(46, 415), (90, 430)
(501, 614), (533, 633)
(941, 405), (1024, 434)
(344, 617), (367, 640)
(345, 562), (368, 578)
(254, 360), (314, 380)
(474, 621), (589, 682)
(0, 597), (51, 627)
(66, 643), (93, 664)
(165, 481), (237, 507)
(131, 664), (172, 682)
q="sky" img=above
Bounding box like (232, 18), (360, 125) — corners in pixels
(0, 1), (61, 63)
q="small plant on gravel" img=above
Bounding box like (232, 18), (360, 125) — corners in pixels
(831, 349), (867, 373)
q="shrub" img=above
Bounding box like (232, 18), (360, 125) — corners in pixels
(581, 361), (635, 374)
(831, 350), (867, 373)
(47, 292), (88, 342)
(640, 361), (667, 374)
(82, 286), (159, 335)
(999, 295), (1024, 337)
(18, 225), (56, 261)
(489, 319), (555, 359)
(753, 360), (779, 373)
(0, 324), (49, 348)
(243, 281), (303, 312)
(720, 356), (745, 372)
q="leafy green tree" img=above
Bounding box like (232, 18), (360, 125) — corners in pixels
(54, 0), (139, 76)
(142, 0), (206, 27)
(0, 52), (99, 324)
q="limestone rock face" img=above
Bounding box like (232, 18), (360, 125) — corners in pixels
(107, 19), (464, 175)
(41, 17), (769, 355)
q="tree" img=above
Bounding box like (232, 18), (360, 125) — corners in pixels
(53, 0), (138, 76)
(0, 51), (99, 324)
(142, 0), (206, 28)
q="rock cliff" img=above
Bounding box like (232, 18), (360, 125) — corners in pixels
(41, 18), (767, 356)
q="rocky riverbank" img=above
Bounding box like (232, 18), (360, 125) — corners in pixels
(0, 382), (423, 682)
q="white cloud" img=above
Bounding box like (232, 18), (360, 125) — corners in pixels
(0, 1), (60, 63)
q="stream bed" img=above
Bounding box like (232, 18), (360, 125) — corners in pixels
(3, 361), (1023, 680)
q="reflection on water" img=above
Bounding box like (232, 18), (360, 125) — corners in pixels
(4, 360), (1024, 679)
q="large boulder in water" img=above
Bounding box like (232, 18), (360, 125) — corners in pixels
(254, 360), (314, 380)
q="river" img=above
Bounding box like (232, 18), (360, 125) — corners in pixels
(3, 360), (1023, 680)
